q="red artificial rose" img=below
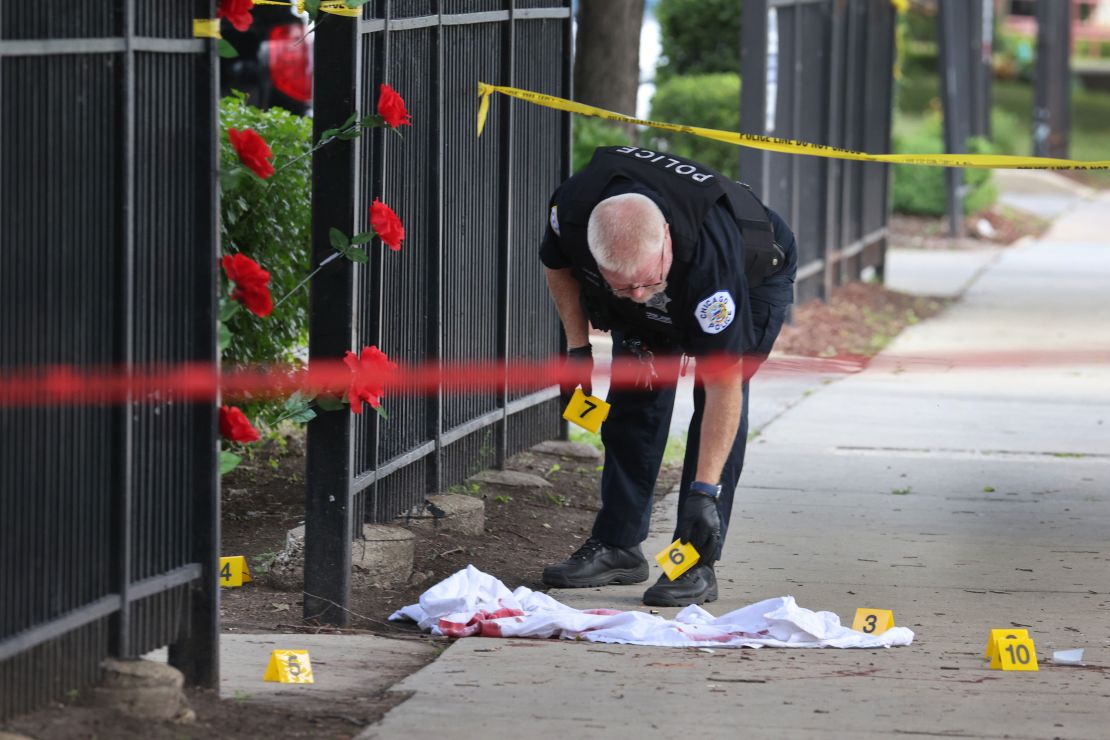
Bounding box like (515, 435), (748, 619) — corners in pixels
(343, 345), (397, 414)
(219, 405), (260, 443)
(217, 0), (255, 33)
(369, 198), (405, 251)
(377, 83), (412, 128)
(221, 253), (273, 317)
(228, 127), (274, 180)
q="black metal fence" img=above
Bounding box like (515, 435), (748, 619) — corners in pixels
(740, 0), (896, 304)
(306, 0), (571, 624)
(0, 0), (220, 719)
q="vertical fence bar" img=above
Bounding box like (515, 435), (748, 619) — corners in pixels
(429, 0), (445, 492)
(496, 2), (515, 469)
(112, 0), (137, 660)
(823, 0), (845, 300)
(305, 3), (359, 627)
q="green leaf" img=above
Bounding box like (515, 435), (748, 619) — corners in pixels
(350, 231), (374, 245)
(329, 227), (350, 250)
(374, 404), (389, 421)
(219, 299), (241, 322)
(218, 322), (232, 352)
(219, 168), (246, 193)
(284, 390), (306, 409)
(360, 113), (383, 128)
(339, 112), (358, 130)
(315, 394), (347, 411)
(217, 39), (239, 59)
(290, 407), (317, 424)
(337, 129), (361, 141)
(304, 0), (322, 21)
(219, 450), (242, 475)
(345, 248), (368, 264)
(318, 127), (340, 141)
(346, 0), (369, 8)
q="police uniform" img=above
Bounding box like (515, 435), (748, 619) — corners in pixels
(540, 146), (797, 560)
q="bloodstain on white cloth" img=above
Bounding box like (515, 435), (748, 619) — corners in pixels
(391, 566), (915, 649)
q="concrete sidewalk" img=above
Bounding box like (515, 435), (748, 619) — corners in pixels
(364, 193), (1110, 739)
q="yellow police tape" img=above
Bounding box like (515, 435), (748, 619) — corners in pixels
(254, 0), (362, 17)
(476, 81), (1110, 170)
(192, 19), (221, 38)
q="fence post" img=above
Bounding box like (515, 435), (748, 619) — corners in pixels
(168, 0), (221, 687)
(969, 0), (994, 139)
(937, 0), (971, 239)
(304, 7), (359, 628)
(1034, 0), (1071, 158)
(110, 0), (138, 660)
(739, 0), (769, 194)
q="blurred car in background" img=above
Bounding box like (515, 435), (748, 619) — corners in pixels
(220, 4), (313, 115)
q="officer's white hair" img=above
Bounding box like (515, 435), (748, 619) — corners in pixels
(587, 193), (665, 276)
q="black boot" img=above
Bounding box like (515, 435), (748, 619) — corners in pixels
(642, 563), (717, 606)
(542, 537), (649, 588)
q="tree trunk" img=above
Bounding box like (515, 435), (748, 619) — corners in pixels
(574, 0), (645, 117)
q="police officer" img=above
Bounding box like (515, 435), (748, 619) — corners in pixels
(540, 145), (797, 606)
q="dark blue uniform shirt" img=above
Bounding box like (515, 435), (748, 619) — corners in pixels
(540, 184), (797, 360)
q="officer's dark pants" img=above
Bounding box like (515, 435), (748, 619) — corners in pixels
(592, 333), (751, 562)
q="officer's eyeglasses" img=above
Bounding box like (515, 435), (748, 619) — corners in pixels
(606, 250), (666, 296)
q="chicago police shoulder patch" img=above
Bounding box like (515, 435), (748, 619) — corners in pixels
(694, 291), (736, 334)
(549, 205), (560, 236)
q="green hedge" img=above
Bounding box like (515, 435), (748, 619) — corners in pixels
(219, 92), (313, 365)
(572, 116), (633, 172)
(891, 114), (998, 216)
(648, 73), (741, 178)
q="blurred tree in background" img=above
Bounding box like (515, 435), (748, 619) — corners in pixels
(654, 0), (742, 83)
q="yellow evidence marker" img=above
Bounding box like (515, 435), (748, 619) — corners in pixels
(562, 388), (611, 434)
(655, 539), (699, 581)
(263, 650), (314, 683)
(986, 630), (1039, 671)
(851, 608), (895, 636)
(984, 628), (1029, 661)
(218, 556), (252, 588)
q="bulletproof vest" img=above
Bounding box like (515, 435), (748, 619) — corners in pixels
(555, 146), (785, 344)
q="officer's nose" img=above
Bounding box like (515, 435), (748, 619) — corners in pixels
(629, 286), (647, 300)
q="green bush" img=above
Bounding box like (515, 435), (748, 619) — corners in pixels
(989, 107), (1029, 156)
(572, 116), (633, 172)
(654, 0), (742, 83)
(219, 91), (313, 365)
(647, 73), (741, 178)
(891, 114), (997, 216)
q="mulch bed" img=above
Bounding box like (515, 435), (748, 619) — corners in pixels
(775, 282), (948, 360)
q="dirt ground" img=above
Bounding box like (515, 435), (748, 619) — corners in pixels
(4, 208), (1030, 738)
(888, 202), (1049, 250)
(0, 689), (377, 740)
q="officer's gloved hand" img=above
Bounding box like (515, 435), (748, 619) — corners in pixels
(676, 484), (721, 563)
(561, 344), (593, 398)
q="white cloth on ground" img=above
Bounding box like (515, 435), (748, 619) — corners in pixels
(390, 565), (914, 649)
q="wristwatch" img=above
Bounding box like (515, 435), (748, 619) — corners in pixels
(689, 480), (722, 499)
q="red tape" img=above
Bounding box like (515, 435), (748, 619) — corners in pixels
(0, 350), (1105, 407)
